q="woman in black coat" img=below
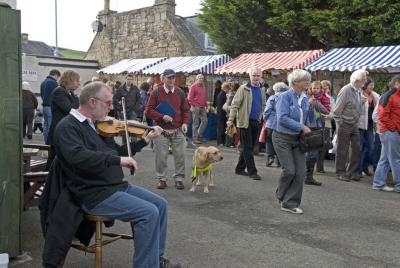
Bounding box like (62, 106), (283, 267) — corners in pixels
(46, 70), (80, 170)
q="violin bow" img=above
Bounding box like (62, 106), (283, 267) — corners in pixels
(121, 97), (134, 175)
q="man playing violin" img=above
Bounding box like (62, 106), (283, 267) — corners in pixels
(40, 82), (181, 268)
(145, 69), (191, 190)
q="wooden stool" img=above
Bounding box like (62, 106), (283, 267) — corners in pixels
(68, 215), (133, 268)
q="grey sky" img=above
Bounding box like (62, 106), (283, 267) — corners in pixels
(17, 0), (202, 51)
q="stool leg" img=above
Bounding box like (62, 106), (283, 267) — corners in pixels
(95, 221), (102, 268)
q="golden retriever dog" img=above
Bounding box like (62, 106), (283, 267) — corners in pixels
(190, 146), (223, 193)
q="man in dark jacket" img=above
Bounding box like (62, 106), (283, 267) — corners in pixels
(113, 73), (143, 120)
(40, 69), (61, 143)
(40, 82), (180, 268)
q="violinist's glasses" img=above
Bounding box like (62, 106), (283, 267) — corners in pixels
(93, 97), (113, 107)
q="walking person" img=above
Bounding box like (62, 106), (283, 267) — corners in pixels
(145, 69), (190, 190)
(273, 69), (313, 214)
(333, 70), (368, 181)
(188, 74), (208, 144)
(227, 67), (266, 180)
(372, 75), (400, 192)
(40, 69), (61, 143)
(22, 81), (38, 139)
(264, 82), (289, 167)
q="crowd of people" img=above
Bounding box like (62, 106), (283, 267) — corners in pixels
(25, 66), (399, 267)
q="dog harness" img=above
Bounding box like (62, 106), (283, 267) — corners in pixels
(191, 163), (213, 182)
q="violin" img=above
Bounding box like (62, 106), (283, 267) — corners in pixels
(96, 118), (172, 138)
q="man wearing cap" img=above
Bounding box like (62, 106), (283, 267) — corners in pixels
(188, 74), (208, 144)
(145, 69), (191, 190)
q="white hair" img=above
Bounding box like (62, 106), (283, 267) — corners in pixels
(287, 69), (311, 86)
(350, 69), (368, 84)
(247, 66), (262, 76)
(22, 81), (31, 90)
(273, 82), (289, 93)
(91, 76), (101, 82)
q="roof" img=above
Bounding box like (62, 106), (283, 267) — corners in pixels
(215, 50), (323, 75)
(305, 46), (400, 72)
(97, 57), (167, 74)
(22, 40), (63, 57)
(141, 54), (231, 75)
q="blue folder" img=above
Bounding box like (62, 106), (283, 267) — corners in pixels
(156, 100), (175, 116)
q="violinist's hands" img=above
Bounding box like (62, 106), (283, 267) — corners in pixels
(163, 115), (173, 123)
(181, 123), (188, 134)
(144, 126), (163, 142)
(120, 157), (138, 171)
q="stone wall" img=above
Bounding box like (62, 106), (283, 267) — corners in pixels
(86, 1), (206, 67)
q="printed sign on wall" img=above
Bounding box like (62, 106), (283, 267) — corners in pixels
(22, 70), (38, 81)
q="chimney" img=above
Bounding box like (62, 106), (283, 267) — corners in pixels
(21, 33), (29, 44)
(154, 0), (176, 18)
(104, 0), (110, 12)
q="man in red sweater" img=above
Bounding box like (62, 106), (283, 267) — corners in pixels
(188, 74), (208, 144)
(372, 75), (400, 192)
(145, 69), (190, 190)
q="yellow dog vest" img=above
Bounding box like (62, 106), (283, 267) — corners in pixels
(191, 163), (213, 182)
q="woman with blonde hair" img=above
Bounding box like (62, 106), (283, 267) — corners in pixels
(46, 70), (80, 169)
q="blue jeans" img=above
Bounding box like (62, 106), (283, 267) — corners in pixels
(43, 106), (52, 144)
(373, 132), (400, 190)
(84, 184), (168, 268)
(358, 128), (374, 174)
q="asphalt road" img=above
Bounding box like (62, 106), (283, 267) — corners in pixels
(15, 133), (400, 268)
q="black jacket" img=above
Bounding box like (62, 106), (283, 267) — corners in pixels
(39, 114), (148, 267)
(40, 76), (58, 107)
(47, 86), (79, 145)
(216, 91), (227, 119)
(113, 84), (143, 116)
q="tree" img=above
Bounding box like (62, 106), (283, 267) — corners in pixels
(198, 0), (400, 56)
(267, 0), (400, 49)
(197, 0), (299, 56)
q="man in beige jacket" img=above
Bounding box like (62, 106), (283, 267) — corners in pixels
(227, 67), (266, 180)
(333, 70), (368, 181)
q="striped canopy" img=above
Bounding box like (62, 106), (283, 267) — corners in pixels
(305, 46), (400, 72)
(142, 54), (231, 75)
(215, 50), (323, 75)
(97, 57), (167, 74)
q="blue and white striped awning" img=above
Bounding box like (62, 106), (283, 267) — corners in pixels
(142, 54), (231, 75)
(97, 57), (167, 74)
(305, 46), (400, 72)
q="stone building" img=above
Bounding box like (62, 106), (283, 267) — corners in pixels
(86, 0), (215, 67)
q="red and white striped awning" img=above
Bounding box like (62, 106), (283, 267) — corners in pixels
(215, 50), (324, 75)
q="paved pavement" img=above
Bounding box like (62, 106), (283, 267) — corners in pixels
(14, 133), (400, 268)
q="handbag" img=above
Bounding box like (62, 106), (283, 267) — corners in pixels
(299, 128), (332, 153)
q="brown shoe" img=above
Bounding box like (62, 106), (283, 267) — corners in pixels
(157, 180), (167, 189)
(175, 181), (184, 190)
